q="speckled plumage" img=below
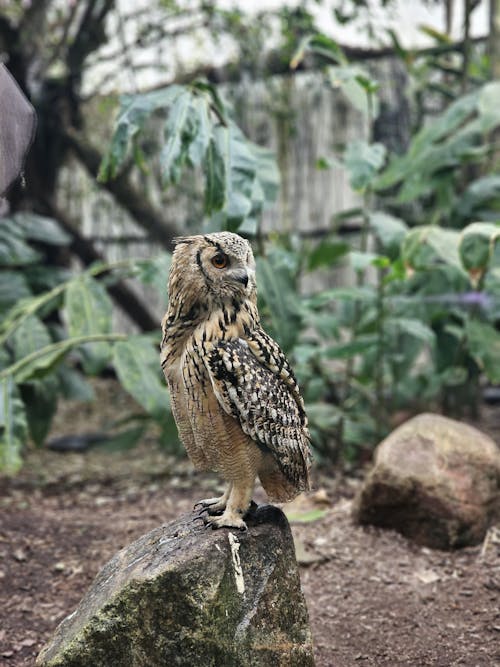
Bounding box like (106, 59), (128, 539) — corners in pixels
(160, 232), (312, 529)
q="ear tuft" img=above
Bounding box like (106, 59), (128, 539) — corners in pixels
(173, 236), (194, 247)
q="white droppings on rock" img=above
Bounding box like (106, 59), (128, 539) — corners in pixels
(228, 532), (245, 595)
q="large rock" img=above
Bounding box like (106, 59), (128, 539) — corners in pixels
(37, 505), (314, 667)
(353, 413), (500, 549)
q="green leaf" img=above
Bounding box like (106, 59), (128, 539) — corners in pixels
(0, 271), (31, 312)
(350, 251), (380, 272)
(160, 89), (193, 185)
(459, 222), (500, 272)
(307, 239), (350, 270)
(402, 226), (462, 271)
(204, 137), (226, 214)
(13, 342), (72, 384)
(477, 81), (500, 132)
(113, 336), (170, 422)
(10, 212), (71, 245)
(286, 509), (328, 523)
(0, 221), (41, 266)
(57, 365), (95, 402)
(454, 176), (500, 220)
(65, 276), (113, 374)
(344, 141), (386, 191)
(0, 376), (27, 474)
(187, 94), (212, 166)
(466, 319), (500, 383)
(99, 85), (183, 180)
(11, 315), (52, 363)
(369, 212), (408, 255)
(20, 378), (58, 446)
(134, 252), (172, 305)
(290, 33), (347, 69)
(327, 65), (379, 118)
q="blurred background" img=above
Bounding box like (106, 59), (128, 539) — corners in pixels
(0, 0), (499, 473)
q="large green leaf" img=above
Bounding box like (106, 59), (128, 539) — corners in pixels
(113, 336), (170, 422)
(11, 314), (52, 362)
(99, 85), (183, 180)
(65, 276), (113, 373)
(459, 222), (500, 273)
(204, 137), (226, 214)
(160, 88), (193, 185)
(11, 212), (71, 245)
(344, 141), (386, 192)
(402, 226), (462, 271)
(0, 376), (26, 474)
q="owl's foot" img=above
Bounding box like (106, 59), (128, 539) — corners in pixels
(193, 485), (232, 515)
(203, 509), (247, 531)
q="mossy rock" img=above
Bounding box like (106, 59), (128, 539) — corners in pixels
(37, 505), (315, 666)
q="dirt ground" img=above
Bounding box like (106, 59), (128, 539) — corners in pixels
(1, 380), (499, 667)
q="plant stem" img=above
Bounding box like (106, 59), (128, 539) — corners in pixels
(0, 333), (128, 381)
(374, 268), (386, 439)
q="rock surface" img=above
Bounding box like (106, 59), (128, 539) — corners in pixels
(353, 413), (500, 549)
(37, 505), (314, 666)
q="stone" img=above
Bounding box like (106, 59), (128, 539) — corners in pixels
(37, 505), (315, 667)
(352, 413), (500, 549)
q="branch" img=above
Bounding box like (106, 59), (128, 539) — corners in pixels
(67, 0), (116, 78)
(64, 127), (178, 250)
(43, 197), (160, 332)
(129, 34), (488, 95)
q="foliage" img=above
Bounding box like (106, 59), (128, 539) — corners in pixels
(280, 30), (500, 460)
(0, 211), (180, 473)
(99, 80), (280, 235)
(2, 1), (499, 472)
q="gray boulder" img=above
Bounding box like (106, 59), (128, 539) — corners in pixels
(353, 413), (500, 549)
(37, 505), (315, 667)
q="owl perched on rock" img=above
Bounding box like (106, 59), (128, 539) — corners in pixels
(160, 232), (312, 530)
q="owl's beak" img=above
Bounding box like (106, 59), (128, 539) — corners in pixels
(234, 270), (249, 288)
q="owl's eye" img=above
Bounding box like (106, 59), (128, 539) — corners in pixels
(211, 253), (228, 269)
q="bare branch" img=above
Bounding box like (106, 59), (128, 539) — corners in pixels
(42, 196), (159, 332)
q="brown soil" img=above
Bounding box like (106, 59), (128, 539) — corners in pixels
(1, 380), (499, 667)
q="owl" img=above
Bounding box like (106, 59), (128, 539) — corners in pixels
(160, 232), (312, 530)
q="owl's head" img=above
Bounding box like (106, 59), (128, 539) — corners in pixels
(170, 232), (256, 305)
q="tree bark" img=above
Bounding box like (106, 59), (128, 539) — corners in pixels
(490, 0), (500, 78)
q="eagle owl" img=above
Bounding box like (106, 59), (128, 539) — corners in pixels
(161, 232), (312, 529)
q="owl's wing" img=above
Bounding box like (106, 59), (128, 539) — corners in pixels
(205, 333), (311, 491)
